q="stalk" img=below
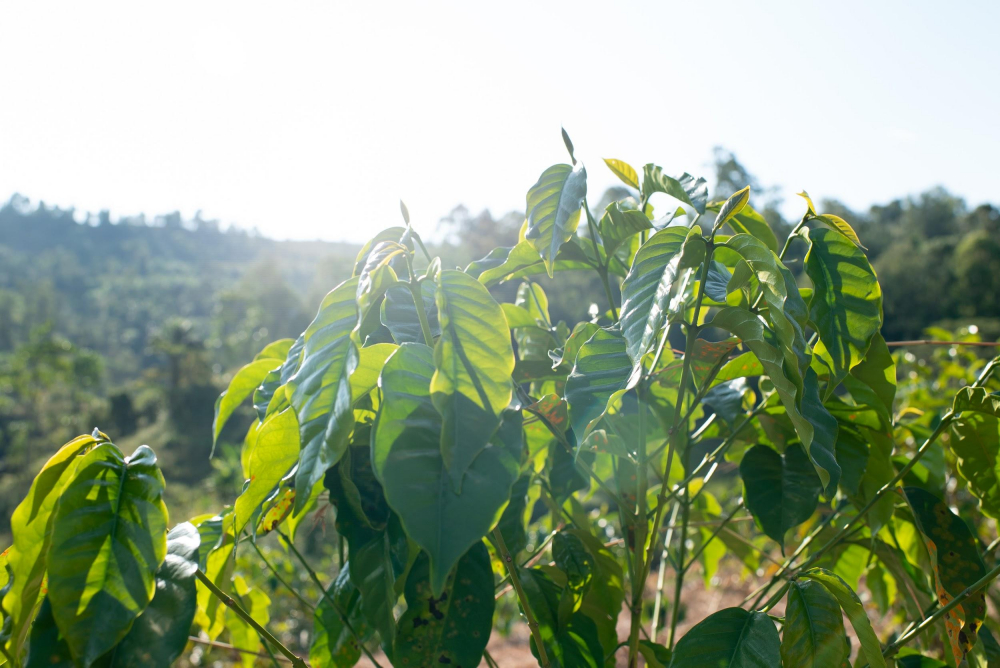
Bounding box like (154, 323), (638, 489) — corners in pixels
(877, 560), (1000, 664)
(650, 502), (681, 642)
(404, 252), (435, 347)
(491, 528), (551, 668)
(626, 391), (649, 667)
(583, 199), (619, 321)
(667, 487), (690, 648)
(195, 569), (308, 668)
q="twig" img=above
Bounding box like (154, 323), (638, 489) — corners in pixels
(884, 340), (1000, 347)
(188, 635), (294, 663)
(492, 528), (551, 668)
(195, 569), (308, 667)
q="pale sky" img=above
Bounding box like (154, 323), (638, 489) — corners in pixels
(1, 1), (998, 243)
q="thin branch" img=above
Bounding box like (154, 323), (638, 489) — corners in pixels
(884, 340), (1000, 348)
(492, 528), (551, 668)
(195, 569), (308, 668)
(188, 636), (294, 663)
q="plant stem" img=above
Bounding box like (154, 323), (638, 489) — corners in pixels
(878, 560), (1000, 664)
(195, 569), (308, 668)
(491, 528), (551, 668)
(682, 500), (746, 572)
(650, 501), (681, 643)
(187, 636), (295, 663)
(668, 487), (690, 649)
(233, 589), (283, 668)
(627, 391), (649, 668)
(404, 252), (435, 347)
(583, 198), (619, 321)
(251, 541), (316, 611)
(277, 532), (384, 668)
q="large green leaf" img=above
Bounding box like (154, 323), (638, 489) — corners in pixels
(394, 542), (494, 667)
(373, 343), (521, 594)
(233, 408), (300, 536)
(564, 328), (632, 437)
(706, 200), (778, 253)
(353, 227), (406, 276)
(525, 163), (588, 276)
(519, 568), (604, 668)
(350, 343), (399, 401)
(780, 579), (847, 668)
(854, 429), (896, 535)
(669, 607), (780, 667)
(47, 444), (169, 666)
(311, 563), (372, 667)
(105, 522), (201, 667)
(599, 201), (652, 257)
(618, 226), (689, 365)
(432, 270), (515, 490)
(951, 413), (1000, 519)
(845, 332), (896, 430)
(954, 387), (1000, 417)
(800, 568), (887, 668)
(253, 334), (304, 422)
(3, 433), (98, 657)
(491, 472), (532, 556)
(213, 356), (286, 453)
(25, 524), (199, 668)
(381, 281), (439, 344)
(641, 164), (708, 214)
(903, 486), (988, 662)
(805, 226), (883, 389)
(740, 444), (822, 550)
(287, 277), (359, 512)
(470, 239), (598, 287)
(712, 306), (840, 492)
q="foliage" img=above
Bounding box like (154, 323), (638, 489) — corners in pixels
(2, 132), (1000, 668)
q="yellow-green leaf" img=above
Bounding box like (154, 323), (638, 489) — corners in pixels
(603, 158), (640, 189)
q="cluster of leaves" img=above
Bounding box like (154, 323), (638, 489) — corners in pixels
(3, 131), (1000, 668)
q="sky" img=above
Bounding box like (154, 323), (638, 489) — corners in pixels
(1, 1), (998, 243)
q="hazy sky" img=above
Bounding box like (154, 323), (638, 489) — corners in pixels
(1, 1), (998, 242)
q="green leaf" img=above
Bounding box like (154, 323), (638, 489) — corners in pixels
(640, 164), (708, 214)
(516, 281), (551, 324)
(797, 190), (818, 216)
(902, 486), (988, 662)
(29, 547), (203, 668)
(707, 200), (778, 253)
(233, 408), (300, 536)
(895, 655), (948, 668)
(854, 429), (895, 535)
(3, 433), (98, 657)
(951, 413), (1000, 519)
(354, 227), (406, 276)
(104, 522), (201, 667)
(565, 328), (632, 437)
(711, 186), (751, 231)
(599, 201), (652, 257)
(670, 607), (780, 667)
(800, 568), (887, 668)
(551, 321), (600, 370)
(954, 387), (1000, 417)
(561, 126), (576, 164)
(47, 444), (168, 666)
(604, 158), (640, 189)
(471, 238), (600, 286)
(394, 542), (494, 667)
(740, 444), (822, 550)
(226, 575), (271, 668)
(639, 640), (671, 668)
(287, 277), (359, 512)
(835, 424), (869, 496)
(325, 463), (406, 648)
(491, 472), (532, 556)
(311, 563), (372, 668)
(553, 531), (596, 591)
(350, 343), (399, 401)
(356, 240), (405, 321)
(253, 334), (303, 422)
(373, 343), (522, 594)
(519, 568), (604, 668)
(381, 281), (439, 344)
(213, 359), (286, 453)
(845, 333), (896, 430)
(712, 306), (840, 492)
(805, 226), (883, 389)
(780, 579), (848, 668)
(432, 270), (515, 490)
(525, 164), (588, 276)
(618, 226), (689, 365)
(813, 214), (863, 249)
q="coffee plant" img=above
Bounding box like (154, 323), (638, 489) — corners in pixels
(4, 130), (1000, 667)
